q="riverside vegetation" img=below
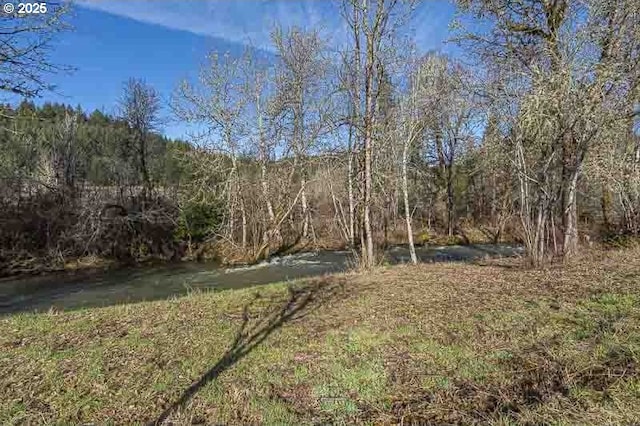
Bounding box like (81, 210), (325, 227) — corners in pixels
(1, 0), (639, 275)
(1, 0), (639, 424)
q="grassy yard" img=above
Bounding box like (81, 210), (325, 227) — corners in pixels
(1, 248), (640, 425)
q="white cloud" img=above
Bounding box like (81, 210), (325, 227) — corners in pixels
(76, 0), (347, 51)
(76, 0), (453, 53)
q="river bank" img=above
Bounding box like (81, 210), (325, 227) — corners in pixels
(0, 244), (523, 315)
(1, 247), (639, 424)
(0, 225), (505, 280)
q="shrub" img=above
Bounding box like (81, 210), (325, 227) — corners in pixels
(175, 201), (224, 243)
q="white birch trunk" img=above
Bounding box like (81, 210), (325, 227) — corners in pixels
(301, 176), (309, 239)
(402, 133), (418, 264)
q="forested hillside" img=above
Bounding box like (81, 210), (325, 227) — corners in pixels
(0, 100), (187, 187)
(0, 100), (195, 274)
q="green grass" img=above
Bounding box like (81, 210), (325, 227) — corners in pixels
(1, 248), (640, 424)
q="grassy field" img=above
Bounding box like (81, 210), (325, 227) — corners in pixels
(1, 248), (639, 425)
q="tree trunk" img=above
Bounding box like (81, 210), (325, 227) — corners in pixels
(363, 126), (374, 267)
(358, 0), (374, 269)
(362, 66), (374, 268)
(446, 167), (454, 237)
(352, 0), (362, 258)
(347, 123), (356, 247)
(402, 135), (417, 264)
(301, 176), (309, 239)
(260, 157), (281, 246)
(257, 94), (280, 246)
(261, 164), (276, 225)
(562, 168), (579, 257)
(534, 198), (547, 266)
(240, 197), (247, 250)
(239, 197), (247, 249)
(227, 154), (238, 243)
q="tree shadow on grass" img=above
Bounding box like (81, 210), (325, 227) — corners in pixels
(149, 277), (346, 425)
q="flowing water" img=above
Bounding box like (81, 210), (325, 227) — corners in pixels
(0, 244), (523, 315)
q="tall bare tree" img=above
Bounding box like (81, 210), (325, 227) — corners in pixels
(119, 78), (161, 201)
(173, 52), (250, 246)
(341, 0), (416, 268)
(271, 26), (331, 242)
(456, 0), (640, 262)
(250, 62), (280, 249)
(397, 61), (429, 264)
(420, 54), (478, 237)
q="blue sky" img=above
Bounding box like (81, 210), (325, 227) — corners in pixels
(8, 0), (457, 139)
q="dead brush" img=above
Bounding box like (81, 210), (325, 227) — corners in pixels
(374, 340), (638, 425)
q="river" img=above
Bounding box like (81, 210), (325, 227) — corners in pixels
(0, 244), (523, 315)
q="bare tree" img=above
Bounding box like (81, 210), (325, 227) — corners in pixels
(0, 2), (72, 98)
(394, 56), (432, 264)
(271, 26), (332, 242)
(456, 0), (640, 262)
(119, 78), (161, 201)
(51, 111), (80, 198)
(341, 0), (416, 268)
(420, 54), (478, 237)
(251, 63), (280, 249)
(173, 52), (250, 245)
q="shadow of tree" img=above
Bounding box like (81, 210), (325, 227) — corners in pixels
(149, 277), (346, 425)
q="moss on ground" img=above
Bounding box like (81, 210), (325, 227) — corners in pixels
(1, 248), (639, 425)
